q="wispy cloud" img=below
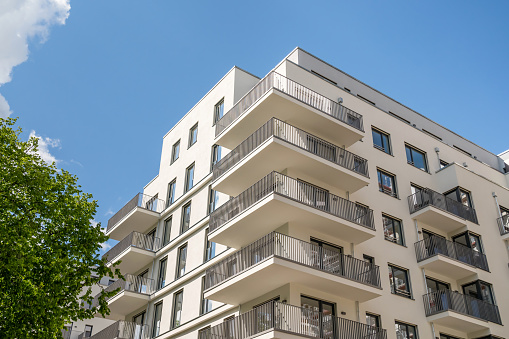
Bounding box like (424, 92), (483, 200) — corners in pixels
(0, 0), (71, 118)
(105, 208), (114, 216)
(70, 159), (84, 167)
(29, 130), (61, 165)
(100, 242), (112, 252)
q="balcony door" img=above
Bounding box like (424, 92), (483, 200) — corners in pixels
(452, 231), (484, 267)
(132, 311), (145, 339)
(137, 270), (149, 294)
(462, 280), (495, 319)
(310, 238), (343, 275)
(422, 229), (446, 256)
(425, 277), (450, 313)
(300, 296), (336, 339)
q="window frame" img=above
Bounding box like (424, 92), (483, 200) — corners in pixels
(382, 214), (405, 246)
(213, 98), (225, 125)
(208, 185), (218, 215)
(388, 264), (412, 299)
(175, 243), (188, 279)
(204, 228), (216, 262)
(200, 276), (213, 314)
(171, 290), (184, 329)
(157, 257), (167, 290)
(371, 127), (392, 154)
(171, 140), (180, 164)
(84, 325), (93, 337)
(162, 216), (172, 247)
(394, 321), (418, 339)
(211, 144), (222, 171)
(152, 302), (163, 337)
(180, 201), (192, 234)
(405, 143), (429, 172)
(377, 168), (398, 198)
(167, 179), (177, 207)
(366, 312), (381, 330)
(184, 163), (195, 193)
(444, 186), (474, 209)
(188, 123), (198, 148)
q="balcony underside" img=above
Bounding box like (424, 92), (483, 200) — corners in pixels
(411, 206), (467, 232)
(418, 255), (477, 280)
(204, 257), (382, 305)
(213, 138), (369, 197)
(209, 194), (376, 249)
(427, 311), (491, 333)
(104, 291), (150, 321)
(106, 207), (159, 240)
(215, 89), (363, 150)
(106, 247), (156, 274)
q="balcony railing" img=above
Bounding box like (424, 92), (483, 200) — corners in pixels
(91, 274), (154, 308)
(102, 231), (160, 263)
(415, 236), (489, 271)
(85, 321), (150, 339)
(106, 193), (165, 233)
(209, 172), (375, 233)
(198, 301), (386, 339)
(213, 118), (369, 181)
(215, 72), (364, 138)
(407, 188), (478, 224)
(205, 232), (381, 291)
(423, 290), (501, 324)
(61, 328), (72, 339)
(497, 215), (509, 236)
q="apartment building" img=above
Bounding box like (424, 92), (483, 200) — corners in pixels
(87, 48), (509, 339)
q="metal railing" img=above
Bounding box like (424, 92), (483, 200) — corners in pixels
(61, 328), (72, 339)
(407, 188), (478, 224)
(91, 274), (154, 308)
(423, 290), (501, 324)
(205, 232), (381, 291)
(107, 193), (165, 233)
(198, 301), (387, 339)
(209, 172), (375, 233)
(415, 236), (489, 271)
(102, 232), (160, 263)
(215, 72), (364, 138)
(497, 215), (509, 236)
(213, 118), (369, 181)
(85, 321), (150, 339)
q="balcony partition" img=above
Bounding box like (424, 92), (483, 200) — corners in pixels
(198, 301), (386, 339)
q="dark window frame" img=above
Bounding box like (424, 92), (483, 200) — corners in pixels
(171, 290), (184, 329)
(162, 216), (172, 247)
(167, 179), (177, 207)
(382, 214), (405, 246)
(152, 302), (163, 337)
(405, 143), (429, 172)
(188, 123), (198, 148)
(184, 163), (195, 193)
(394, 321), (418, 339)
(211, 144), (222, 171)
(444, 186), (474, 209)
(388, 264), (412, 299)
(213, 98), (225, 125)
(377, 168), (398, 198)
(157, 257), (167, 290)
(200, 276), (213, 315)
(175, 243), (188, 279)
(371, 127), (391, 154)
(180, 201), (192, 234)
(171, 140), (180, 164)
(204, 228), (216, 262)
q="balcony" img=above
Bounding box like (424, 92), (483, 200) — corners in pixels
(209, 172), (376, 249)
(61, 328), (71, 339)
(204, 233), (382, 305)
(103, 232), (160, 274)
(85, 321), (150, 339)
(212, 118), (369, 196)
(415, 236), (489, 279)
(106, 193), (164, 240)
(215, 72), (364, 149)
(497, 215), (509, 240)
(423, 290), (501, 332)
(198, 301), (387, 339)
(92, 274), (154, 320)
(407, 188), (478, 232)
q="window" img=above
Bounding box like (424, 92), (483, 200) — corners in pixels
(145, 194), (159, 211)
(152, 302), (163, 337)
(462, 280), (496, 305)
(133, 312), (145, 337)
(171, 290), (184, 328)
(426, 277), (450, 293)
(108, 279), (115, 286)
(366, 312), (381, 330)
(452, 231), (484, 254)
(383, 214), (405, 246)
(213, 99), (225, 124)
(84, 325), (93, 338)
(211, 144), (222, 170)
(201, 276), (213, 314)
(388, 265), (411, 298)
(189, 123), (198, 147)
(372, 128), (391, 154)
(439, 160), (449, 169)
(363, 254), (375, 265)
(180, 202), (191, 234)
(208, 186), (219, 214)
(395, 321), (418, 339)
(405, 144), (428, 171)
(204, 228), (216, 262)
(176, 244), (188, 279)
(184, 163), (195, 193)
(157, 257), (167, 290)
(377, 169), (397, 197)
(163, 217), (172, 246)
(171, 140), (180, 164)
(445, 187), (473, 208)
(167, 179), (176, 207)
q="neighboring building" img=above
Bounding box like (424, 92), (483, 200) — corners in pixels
(90, 48), (509, 339)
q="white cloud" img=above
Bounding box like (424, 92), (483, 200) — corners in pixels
(100, 242), (112, 252)
(0, 0), (71, 117)
(29, 130), (61, 165)
(105, 208), (114, 216)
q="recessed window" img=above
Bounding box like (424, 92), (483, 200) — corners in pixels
(176, 244), (188, 279)
(445, 187), (473, 208)
(383, 214), (405, 246)
(211, 144), (222, 170)
(204, 228), (216, 262)
(213, 99), (224, 124)
(171, 140), (180, 164)
(84, 325), (93, 337)
(181, 202), (191, 234)
(439, 160), (449, 169)
(189, 123), (198, 147)
(395, 321), (418, 339)
(388, 265), (411, 298)
(366, 312), (381, 330)
(162, 217), (172, 246)
(171, 290), (184, 328)
(363, 254), (375, 265)
(167, 179), (176, 207)
(184, 163), (195, 193)
(152, 302), (163, 337)
(157, 257), (167, 290)
(377, 169), (397, 197)
(372, 128), (391, 154)
(200, 276), (213, 314)
(405, 144), (428, 171)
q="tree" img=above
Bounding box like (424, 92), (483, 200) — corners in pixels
(0, 117), (120, 338)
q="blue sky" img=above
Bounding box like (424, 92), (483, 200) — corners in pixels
(1, 1), (508, 252)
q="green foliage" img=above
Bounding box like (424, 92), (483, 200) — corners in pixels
(0, 117), (121, 338)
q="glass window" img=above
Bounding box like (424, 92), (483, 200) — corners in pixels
(439, 160), (449, 169)
(388, 265), (411, 298)
(372, 128), (391, 154)
(201, 276), (213, 314)
(152, 302), (163, 337)
(395, 321), (418, 339)
(211, 144), (222, 170)
(366, 312), (381, 330)
(462, 280), (495, 304)
(425, 277), (450, 293)
(171, 140), (180, 164)
(363, 254), (374, 265)
(405, 144), (428, 171)
(445, 187), (473, 208)
(452, 231), (484, 254)
(84, 325), (93, 338)
(163, 217), (172, 246)
(383, 214), (404, 246)
(132, 312), (145, 338)
(181, 202), (191, 234)
(214, 99), (225, 124)
(176, 244), (187, 278)
(172, 290), (184, 328)
(184, 163), (195, 193)
(204, 228), (216, 262)
(157, 258), (167, 290)
(377, 169), (397, 197)
(189, 123), (198, 147)
(167, 179), (176, 207)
